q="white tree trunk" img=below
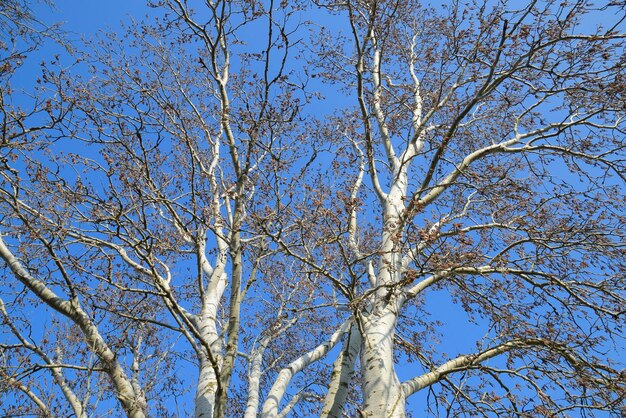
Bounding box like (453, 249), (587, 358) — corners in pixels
(195, 358), (218, 418)
(262, 321), (351, 418)
(320, 324), (361, 418)
(360, 308), (405, 418)
(194, 310), (223, 418)
(244, 338), (269, 418)
(355, 183), (408, 417)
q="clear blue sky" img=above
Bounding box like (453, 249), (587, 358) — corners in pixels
(17, 2), (507, 415)
(14, 1), (622, 416)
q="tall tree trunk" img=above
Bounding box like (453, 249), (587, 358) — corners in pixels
(357, 185), (408, 417)
(195, 357), (218, 418)
(360, 308), (405, 418)
(321, 323), (361, 418)
(194, 309), (222, 418)
(215, 229), (244, 418)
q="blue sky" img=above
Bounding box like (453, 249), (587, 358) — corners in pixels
(7, 1), (624, 416)
(48, 1), (143, 34)
(16, 2), (483, 414)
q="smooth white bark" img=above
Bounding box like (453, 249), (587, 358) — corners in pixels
(0, 236), (146, 418)
(320, 323), (361, 418)
(360, 308), (405, 418)
(243, 338), (269, 418)
(195, 358), (218, 418)
(194, 299), (224, 418)
(261, 320), (351, 418)
(401, 339), (561, 398)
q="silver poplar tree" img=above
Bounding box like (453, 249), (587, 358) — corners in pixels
(1, 0), (625, 417)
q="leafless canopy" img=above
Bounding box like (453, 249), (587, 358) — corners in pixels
(0, 1), (625, 417)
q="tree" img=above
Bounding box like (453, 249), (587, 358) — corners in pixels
(1, 0), (625, 417)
